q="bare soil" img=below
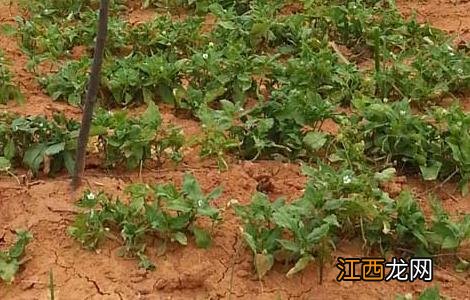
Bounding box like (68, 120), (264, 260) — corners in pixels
(397, 0), (470, 42)
(0, 1), (469, 299)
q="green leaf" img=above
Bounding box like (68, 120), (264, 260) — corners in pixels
(0, 230), (32, 283)
(0, 157), (11, 171)
(273, 207), (296, 230)
(206, 186), (223, 201)
(323, 215), (340, 227)
(419, 162), (442, 181)
(141, 101), (162, 128)
(182, 173), (203, 200)
(441, 236), (459, 250)
(303, 132), (328, 151)
(251, 23), (269, 37)
(0, 259), (19, 283)
(374, 167), (396, 182)
(137, 253), (155, 271)
(197, 206), (220, 220)
(89, 125), (108, 136)
(218, 21), (236, 30)
(455, 258), (469, 273)
(204, 86), (226, 103)
(242, 232), (257, 254)
(4, 139), (15, 160)
(254, 253), (274, 279)
(418, 286), (441, 300)
(193, 227), (212, 249)
(23, 144), (47, 173)
(158, 84), (174, 104)
(173, 232), (188, 245)
(277, 239), (300, 254)
(45, 142), (65, 156)
(142, 88), (154, 104)
(307, 224), (330, 243)
(8, 231), (33, 259)
(286, 255), (313, 278)
(461, 181), (469, 197)
(63, 151), (75, 175)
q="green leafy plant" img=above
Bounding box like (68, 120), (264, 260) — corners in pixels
(129, 15), (204, 56)
(41, 58), (90, 106)
(0, 53), (23, 104)
(427, 200), (470, 252)
(233, 192), (284, 278)
(347, 98), (470, 194)
(69, 173), (221, 268)
(195, 103), (241, 169)
(0, 230), (33, 283)
(234, 164), (393, 279)
(236, 163), (470, 279)
(0, 103), (184, 175)
(372, 43), (470, 102)
(16, 0), (128, 60)
(94, 102), (184, 168)
(44, 54), (186, 107)
(0, 112), (81, 175)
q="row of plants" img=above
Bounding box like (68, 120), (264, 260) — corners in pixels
(68, 166), (470, 279)
(14, 0), (469, 108)
(2, 168), (468, 285)
(236, 164), (470, 279)
(0, 102), (183, 176)
(338, 99), (470, 194)
(2, 97), (469, 195)
(14, 0), (199, 62)
(11, 1), (467, 184)
(193, 97), (470, 193)
(15, 7), (129, 61)
(9, 2), (469, 186)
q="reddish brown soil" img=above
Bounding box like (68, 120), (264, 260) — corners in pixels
(0, 1), (469, 299)
(397, 0), (470, 42)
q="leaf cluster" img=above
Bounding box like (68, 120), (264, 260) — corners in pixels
(0, 230), (32, 283)
(69, 173), (221, 269)
(0, 102), (184, 175)
(235, 164), (470, 278)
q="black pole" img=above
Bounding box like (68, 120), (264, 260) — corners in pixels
(72, 0), (109, 189)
